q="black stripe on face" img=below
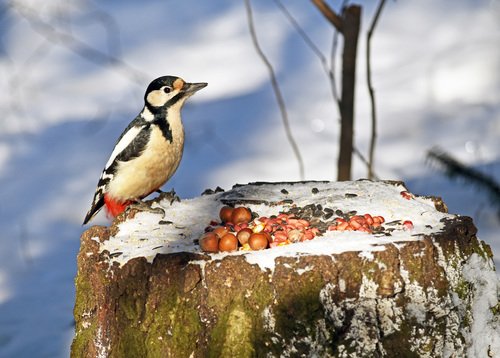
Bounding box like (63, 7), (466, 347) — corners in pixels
(144, 102), (175, 143)
(145, 91), (184, 114)
(165, 92), (184, 107)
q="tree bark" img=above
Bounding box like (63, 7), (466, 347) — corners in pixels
(71, 181), (498, 357)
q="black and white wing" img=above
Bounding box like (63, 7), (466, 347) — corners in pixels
(82, 117), (151, 224)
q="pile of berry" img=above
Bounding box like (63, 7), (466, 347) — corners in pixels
(198, 204), (415, 253)
(199, 206), (321, 253)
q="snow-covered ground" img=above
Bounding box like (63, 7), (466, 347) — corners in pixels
(0, 0), (498, 356)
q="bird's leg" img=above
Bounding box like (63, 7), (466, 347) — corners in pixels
(156, 188), (181, 205)
(127, 199), (165, 217)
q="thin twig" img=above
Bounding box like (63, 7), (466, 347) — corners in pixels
(353, 147), (379, 180)
(366, 0), (386, 180)
(273, 0), (340, 108)
(244, 0), (305, 180)
(329, 0), (349, 112)
(329, 27), (341, 111)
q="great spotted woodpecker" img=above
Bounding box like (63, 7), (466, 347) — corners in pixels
(83, 75), (207, 225)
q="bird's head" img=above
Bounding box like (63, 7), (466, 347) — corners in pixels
(144, 75), (207, 109)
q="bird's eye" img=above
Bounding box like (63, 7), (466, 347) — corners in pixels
(163, 87), (172, 94)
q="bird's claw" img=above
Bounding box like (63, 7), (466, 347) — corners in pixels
(127, 201), (166, 217)
(156, 189), (181, 205)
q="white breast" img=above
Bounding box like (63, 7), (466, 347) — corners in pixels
(107, 116), (185, 201)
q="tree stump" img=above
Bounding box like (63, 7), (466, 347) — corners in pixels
(71, 181), (499, 357)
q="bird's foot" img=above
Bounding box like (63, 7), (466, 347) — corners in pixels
(156, 189), (181, 205)
(127, 200), (165, 217)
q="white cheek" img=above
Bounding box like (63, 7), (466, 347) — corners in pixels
(147, 90), (169, 107)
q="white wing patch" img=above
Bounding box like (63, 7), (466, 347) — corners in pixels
(105, 125), (144, 170)
(141, 107), (155, 122)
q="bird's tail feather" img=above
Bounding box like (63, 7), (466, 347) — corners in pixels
(83, 194), (104, 225)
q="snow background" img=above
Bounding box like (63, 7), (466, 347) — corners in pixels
(0, 0), (498, 356)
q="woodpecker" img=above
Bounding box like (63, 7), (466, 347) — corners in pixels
(83, 75), (207, 225)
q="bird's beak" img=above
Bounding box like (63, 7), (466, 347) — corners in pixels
(183, 82), (208, 94)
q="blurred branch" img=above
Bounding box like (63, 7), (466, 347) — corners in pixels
(329, 0), (349, 111)
(366, 0), (386, 180)
(273, 0), (340, 109)
(427, 148), (500, 217)
(244, 0), (305, 180)
(354, 147), (378, 180)
(74, 9), (124, 59)
(9, 1), (148, 85)
(310, 0), (343, 32)
(279, 1), (370, 180)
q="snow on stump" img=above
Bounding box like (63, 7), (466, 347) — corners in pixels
(71, 181), (500, 357)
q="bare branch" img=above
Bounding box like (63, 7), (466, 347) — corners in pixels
(366, 0), (386, 179)
(274, 0), (340, 109)
(310, 0), (343, 33)
(336, 5), (361, 181)
(354, 147), (379, 180)
(329, 25), (342, 111)
(244, 0), (305, 180)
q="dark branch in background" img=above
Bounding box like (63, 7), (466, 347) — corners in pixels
(275, 1), (374, 180)
(244, 0), (305, 180)
(329, 0), (372, 177)
(427, 148), (500, 218)
(312, 1), (361, 181)
(366, 0), (386, 180)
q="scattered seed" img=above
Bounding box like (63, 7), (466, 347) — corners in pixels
(109, 252), (122, 258)
(313, 209), (323, 217)
(152, 246), (163, 250)
(159, 220), (173, 225)
(281, 199), (294, 204)
(323, 212), (334, 220)
(335, 209), (344, 216)
(312, 187), (319, 194)
(281, 188), (289, 195)
(345, 193), (358, 198)
(201, 188), (214, 196)
(309, 218), (321, 226)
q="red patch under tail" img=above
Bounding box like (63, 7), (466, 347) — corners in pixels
(104, 194), (132, 218)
